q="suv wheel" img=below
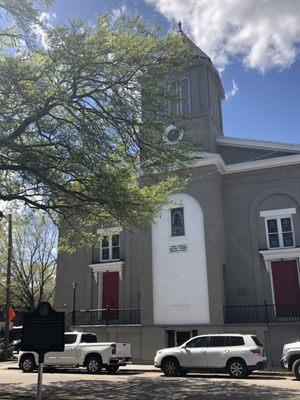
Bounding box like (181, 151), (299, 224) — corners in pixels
(21, 355), (36, 373)
(161, 357), (180, 377)
(292, 359), (300, 380)
(86, 356), (102, 374)
(227, 359), (249, 378)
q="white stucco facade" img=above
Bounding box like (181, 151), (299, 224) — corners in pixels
(152, 193), (210, 325)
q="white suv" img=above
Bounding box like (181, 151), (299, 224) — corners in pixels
(154, 334), (267, 378)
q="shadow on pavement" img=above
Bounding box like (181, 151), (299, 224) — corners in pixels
(0, 375), (298, 400)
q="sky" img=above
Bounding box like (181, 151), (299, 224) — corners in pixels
(45, 0), (300, 144)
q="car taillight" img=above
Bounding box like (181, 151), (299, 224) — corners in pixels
(111, 344), (116, 355)
(250, 348), (261, 355)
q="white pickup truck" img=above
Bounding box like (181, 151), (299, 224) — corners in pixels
(18, 331), (131, 374)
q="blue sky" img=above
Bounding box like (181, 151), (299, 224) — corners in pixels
(47, 0), (300, 144)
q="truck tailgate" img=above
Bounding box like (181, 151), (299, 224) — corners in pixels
(116, 343), (131, 359)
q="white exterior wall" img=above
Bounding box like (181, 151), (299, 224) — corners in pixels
(152, 193), (210, 325)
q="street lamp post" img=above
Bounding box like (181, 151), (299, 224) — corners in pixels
(2, 213), (12, 361)
(72, 282), (77, 325)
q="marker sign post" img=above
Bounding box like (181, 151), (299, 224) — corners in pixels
(21, 302), (65, 400)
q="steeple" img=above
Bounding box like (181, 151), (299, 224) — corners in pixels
(177, 21), (211, 61)
(171, 22), (225, 151)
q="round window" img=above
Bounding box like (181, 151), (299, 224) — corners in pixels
(163, 125), (184, 144)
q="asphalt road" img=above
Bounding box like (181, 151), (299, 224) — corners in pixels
(0, 361), (299, 400)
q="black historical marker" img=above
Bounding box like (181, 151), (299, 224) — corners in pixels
(21, 302), (65, 354)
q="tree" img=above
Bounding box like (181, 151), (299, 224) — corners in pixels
(0, 209), (56, 310)
(0, 2), (195, 248)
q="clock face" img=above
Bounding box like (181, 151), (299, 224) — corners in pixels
(163, 125), (184, 144)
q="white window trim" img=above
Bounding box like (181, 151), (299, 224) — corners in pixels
(100, 234), (120, 262)
(97, 227), (122, 262)
(260, 209), (296, 250)
(264, 215), (295, 249)
(260, 208), (296, 218)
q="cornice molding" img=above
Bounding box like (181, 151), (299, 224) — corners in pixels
(89, 261), (125, 280)
(216, 136), (300, 154)
(259, 247), (300, 261)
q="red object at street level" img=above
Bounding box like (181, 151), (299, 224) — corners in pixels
(2, 307), (16, 322)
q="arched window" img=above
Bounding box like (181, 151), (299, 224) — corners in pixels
(167, 78), (191, 116)
(179, 77), (190, 115)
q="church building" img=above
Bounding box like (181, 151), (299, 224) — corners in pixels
(55, 32), (300, 366)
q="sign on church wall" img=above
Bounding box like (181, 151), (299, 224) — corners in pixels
(169, 244), (188, 254)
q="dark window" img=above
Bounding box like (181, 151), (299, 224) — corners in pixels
(102, 248), (109, 260)
(281, 218), (292, 232)
(102, 236), (109, 247)
(208, 336), (226, 347)
(267, 219), (279, 248)
(186, 336), (209, 348)
(283, 232), (294, 247)
(176, 331), (191, 346)
(267, 219), (278, 233)
(180, 78), (190, 114)
(64, 334), (77, 345)
(166, 330), (175, 348)
(81, 334), (97, 343)
(101, 236), (110, 260)
(229, 336), (245, 346)
(112, 234), (120, 260)
(281, 218), (294, 247)
(169, 82), (178, 115)
(251, 336), (263, 347)
(269, 234), (280, 248)
(171, 207), (185, 236)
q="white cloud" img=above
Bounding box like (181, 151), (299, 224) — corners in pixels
(31, 11), (56, 49)
(225, 79), (239, 99)
(145, 0), (300, 72)
(111, 5), (128, 23)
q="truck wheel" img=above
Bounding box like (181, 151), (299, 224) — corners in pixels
(106, 365), (119, 374)
(292, 359), (300, 380)
(86, 356), (102, 374)
(21, 355), (36, 373)
(161, 357), (180, 377)
(227, 359), (249, 378)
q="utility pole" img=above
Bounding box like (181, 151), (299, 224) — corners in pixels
(72, 282), (77, 325)
(3, 213), (12, 360)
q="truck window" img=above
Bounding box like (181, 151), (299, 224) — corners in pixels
(64, 334), (77, 344)
(81, 334), (97, 343)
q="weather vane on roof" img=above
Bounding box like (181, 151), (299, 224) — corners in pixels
(178, 20), (183, 33)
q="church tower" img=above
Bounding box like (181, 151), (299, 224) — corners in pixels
(164, 25), (225, 154)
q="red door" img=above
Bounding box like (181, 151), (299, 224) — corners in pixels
(271, 260), (300, 317)
(102, 272), (119, 319)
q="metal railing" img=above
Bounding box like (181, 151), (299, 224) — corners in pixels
(224, 303), (300, 324)
(67, 308), (141, 327)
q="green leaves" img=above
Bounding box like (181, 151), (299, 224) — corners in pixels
(0, 4), (195, 248)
